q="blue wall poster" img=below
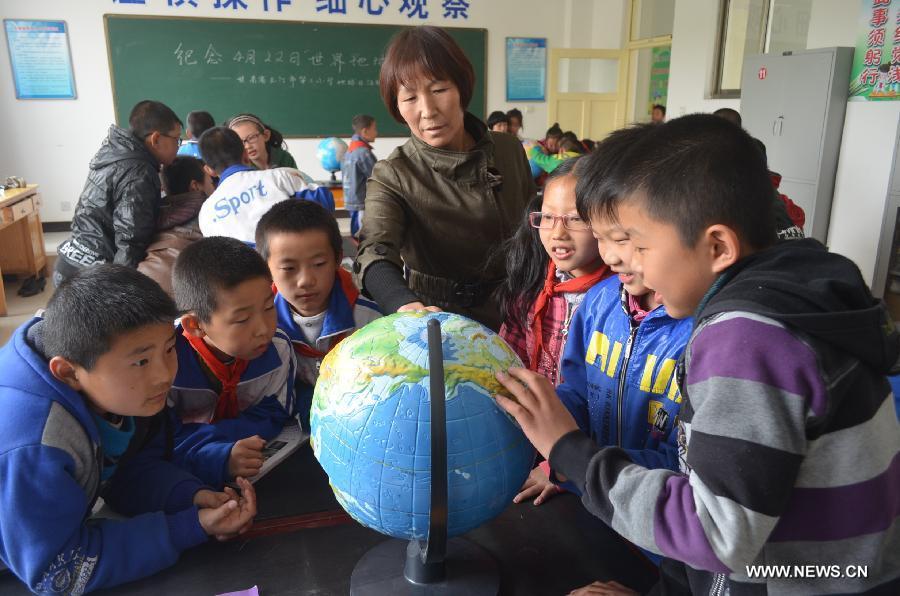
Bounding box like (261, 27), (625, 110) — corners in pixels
(4, 20), (76, 99)
(506, 37), (546, 102)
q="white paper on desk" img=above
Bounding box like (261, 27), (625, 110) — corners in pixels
(217, 586), (259, 596)
(247, 421), (309, 484)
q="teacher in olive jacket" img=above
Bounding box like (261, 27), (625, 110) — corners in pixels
(355, 26), (536, 331)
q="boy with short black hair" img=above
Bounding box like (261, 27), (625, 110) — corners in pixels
(497, 114), (900, 594)
(55, 100), (183, 285)
(0, 265), (256, 594)
(341, 114), (378, 239)
(197, 127), (332, 244)
(170, 236), (298, 488)
(256, 199), (381, 427)
(178, 110), (215, 159)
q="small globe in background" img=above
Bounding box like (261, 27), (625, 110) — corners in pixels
(316, 137), (348, 173)
(311, 312), (535, 540)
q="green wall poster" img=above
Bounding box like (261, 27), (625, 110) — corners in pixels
(850, 0), (900, 101)
(648, 46), (670, 113)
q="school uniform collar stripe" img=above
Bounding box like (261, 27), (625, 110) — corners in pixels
(218, 164), (254, 184)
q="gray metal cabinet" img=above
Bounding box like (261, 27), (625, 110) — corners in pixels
(740, 47), (854, 242)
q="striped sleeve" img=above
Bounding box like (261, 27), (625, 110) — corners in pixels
(551, 312), (815, 572)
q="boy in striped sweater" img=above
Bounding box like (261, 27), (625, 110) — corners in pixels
(496, 114), (900, 595)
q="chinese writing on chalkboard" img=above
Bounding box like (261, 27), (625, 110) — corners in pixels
(172, 41), (386, 89)
(119, 0), (471, 18)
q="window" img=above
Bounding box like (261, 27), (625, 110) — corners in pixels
(713, 0), (812, 97)
(629, 0), (676, 42)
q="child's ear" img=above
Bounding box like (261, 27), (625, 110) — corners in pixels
(181, 313), (207, 339)
(262, 128), (271, 143)
(49, 356), (84, 391)
(188, 179), (202, 193)
(143, 131), (162, 151)
(706, 224), (742, 274)
(202, 164), (216, 178)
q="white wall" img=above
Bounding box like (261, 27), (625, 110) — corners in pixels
(0, 0), (626, 222)
(666, 0), (900, 286)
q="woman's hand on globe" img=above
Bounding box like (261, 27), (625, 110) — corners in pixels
(513, 465), (562, 506)
(397, 301), (443, 313)
(494, 367), (579, 460)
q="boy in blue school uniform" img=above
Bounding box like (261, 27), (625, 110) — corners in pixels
(341, 114), (378, 239)
(0, 265), (255, 594)
(177, 110), (215, 160)
(516, 126), (691, 507)
(255, 199), (381, 428)
(196, 127), (333, 244)
(169, 236), (298, 488)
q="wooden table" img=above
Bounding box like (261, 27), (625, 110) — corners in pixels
(0, 185), (48, 316)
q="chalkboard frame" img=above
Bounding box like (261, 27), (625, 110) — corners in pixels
(103, 14), (488, 139)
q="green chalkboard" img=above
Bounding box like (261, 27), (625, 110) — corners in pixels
(104, 15), (487, 138)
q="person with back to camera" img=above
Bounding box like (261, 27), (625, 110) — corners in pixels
(355, 26), (536, 331)
(178, 110), (215, 160)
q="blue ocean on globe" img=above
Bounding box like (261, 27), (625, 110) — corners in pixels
(311, 312), (535, 540)
(316, 136), (348, 173)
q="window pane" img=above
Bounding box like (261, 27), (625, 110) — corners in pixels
(631, 0), (676, 40)
(557, 58), (619, 94)
(767, 0), (811, 54)
(718, 0), (768, 92)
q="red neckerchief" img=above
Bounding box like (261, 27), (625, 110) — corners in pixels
(291, 268), (360, 360)
(529, 261), (609, 369)
(627, 292), (650, 323)
(348, 140), (371, 153)
(182, 329), (249, 422)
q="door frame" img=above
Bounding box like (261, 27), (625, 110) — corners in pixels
(547, 48), (628, 139)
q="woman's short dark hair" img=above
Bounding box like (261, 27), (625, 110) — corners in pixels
(379, 26), (475, 124)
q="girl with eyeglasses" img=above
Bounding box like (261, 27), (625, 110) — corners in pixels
(227, 113), (297, 170)
(497, 155), (609, 389)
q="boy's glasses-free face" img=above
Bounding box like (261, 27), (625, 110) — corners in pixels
(528, 211), (592, 231)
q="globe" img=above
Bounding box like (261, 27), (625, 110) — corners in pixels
(311, 311), (535, 540)
(521, 139), (543, 179)
(316, 136), (348, 173)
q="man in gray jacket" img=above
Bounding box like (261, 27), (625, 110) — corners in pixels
(55, 100), (183, 285)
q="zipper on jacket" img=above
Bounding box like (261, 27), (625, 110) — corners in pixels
(556, 299), (576, 383)
(708, 572), (727, 596)
(616, 324), (638, 447)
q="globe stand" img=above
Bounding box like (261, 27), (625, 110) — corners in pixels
(328, 170), (339, 184)
(349, 318), (500, 595)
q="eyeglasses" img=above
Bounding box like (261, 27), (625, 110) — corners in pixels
(241, 132), (263, 146)
(528, 211), (591, 231)
(160, 133), (183, 147)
